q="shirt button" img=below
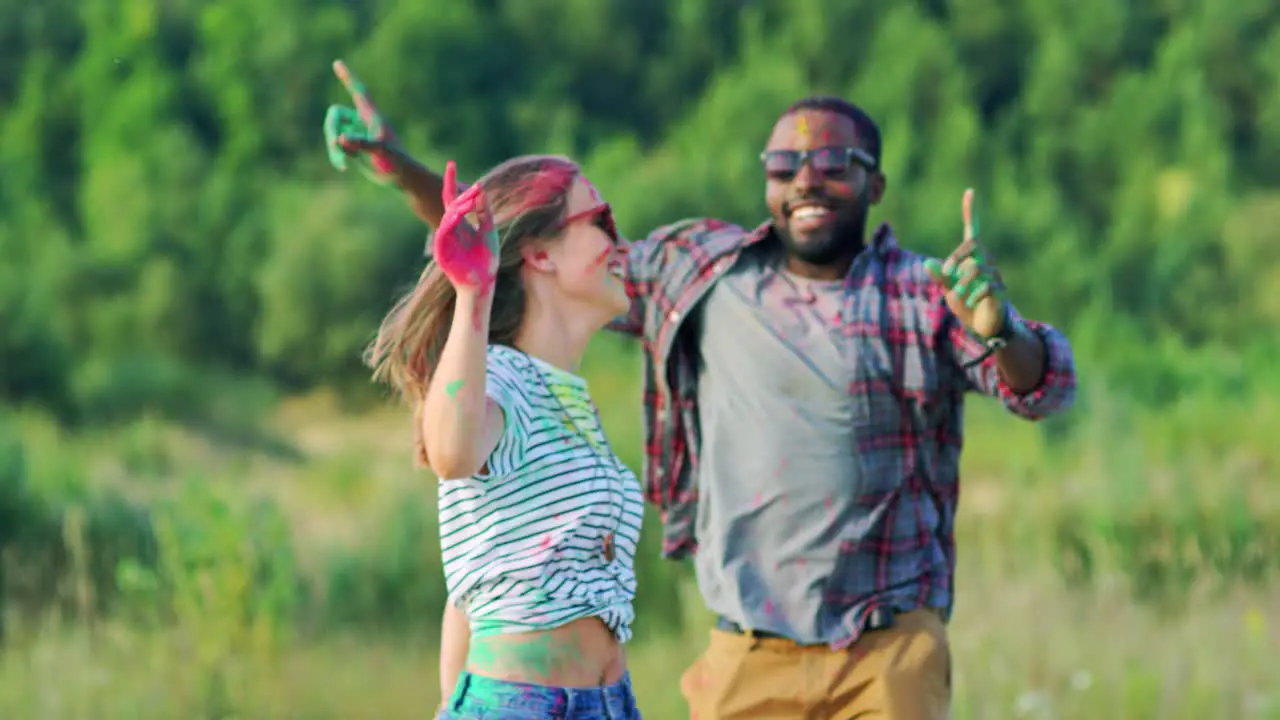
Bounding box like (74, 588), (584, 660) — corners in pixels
(669, 311), (680, 322)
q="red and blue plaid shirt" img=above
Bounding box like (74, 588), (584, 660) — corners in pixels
(609, 218), (1077, 638)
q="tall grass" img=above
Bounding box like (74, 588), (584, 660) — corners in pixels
(0, 339), (1276, 718)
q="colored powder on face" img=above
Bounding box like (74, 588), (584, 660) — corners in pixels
(445, 379), (465, 398)
(590, 246), (612, 269)
(591, 246), (617, 289)
(581, 177), (604, 204)
(796, 114), (811, 144)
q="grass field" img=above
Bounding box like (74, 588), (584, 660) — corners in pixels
(0, 551), (1274, 718)
(0, 339), (1277, 718)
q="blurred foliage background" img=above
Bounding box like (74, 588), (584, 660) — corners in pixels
(0, 0), (1278, 717)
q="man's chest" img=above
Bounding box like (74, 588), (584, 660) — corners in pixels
(699, 261), (884, 379)
(690, 259), (946, 424)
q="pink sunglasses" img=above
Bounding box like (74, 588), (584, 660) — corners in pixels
(559, 203), (619, 243)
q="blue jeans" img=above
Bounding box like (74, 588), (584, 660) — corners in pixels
(438, 671), (642, 720)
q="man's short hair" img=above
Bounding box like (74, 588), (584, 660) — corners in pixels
(783, 96), (882, 168)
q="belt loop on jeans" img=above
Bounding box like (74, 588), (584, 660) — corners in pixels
(601, 683), (616, 720)
(865, 605), (896, 632)
(563, 686), (577, 718)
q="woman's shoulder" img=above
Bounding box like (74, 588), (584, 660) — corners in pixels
(486, 342), (523, 362)
(485, 343), (532, 378)
(484, 345), (546, 411)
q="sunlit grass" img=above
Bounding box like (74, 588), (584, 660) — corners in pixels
(0, 575), (1274, 718)
(1, 341), (1278, 718)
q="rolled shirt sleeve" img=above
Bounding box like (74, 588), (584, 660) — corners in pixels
(947, 304), (1078, 420)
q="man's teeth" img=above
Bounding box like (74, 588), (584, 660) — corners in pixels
(792, 207), (830, 220)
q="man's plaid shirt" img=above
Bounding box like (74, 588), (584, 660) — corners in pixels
(608, 217), (1077, 639)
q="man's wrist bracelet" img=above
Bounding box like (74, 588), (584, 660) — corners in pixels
(961, 302), (1019, 369)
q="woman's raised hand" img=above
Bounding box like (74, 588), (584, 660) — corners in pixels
(433, 161), (500, 293)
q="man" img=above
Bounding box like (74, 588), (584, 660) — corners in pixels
(328, 65), (1077, 719)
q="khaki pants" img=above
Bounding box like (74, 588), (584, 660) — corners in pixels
(679, 609), (951, 720)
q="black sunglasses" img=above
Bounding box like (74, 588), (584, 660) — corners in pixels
(759, 146), (877, 180)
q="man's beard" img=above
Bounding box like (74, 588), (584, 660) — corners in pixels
(776, 200), (869, 266)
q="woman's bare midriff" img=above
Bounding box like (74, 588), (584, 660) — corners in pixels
(466, 616), (626, 687)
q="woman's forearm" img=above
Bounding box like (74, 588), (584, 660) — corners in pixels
(421, 289), (494, 478)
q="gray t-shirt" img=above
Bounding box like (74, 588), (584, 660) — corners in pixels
(693, 245), (868, 643)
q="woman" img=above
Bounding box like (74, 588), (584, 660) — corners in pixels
(362, 154), (644, 720)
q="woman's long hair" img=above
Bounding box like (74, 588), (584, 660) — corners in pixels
(365, 155), (582, 465)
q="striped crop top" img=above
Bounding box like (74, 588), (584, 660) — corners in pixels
(437, 344), (644, 642)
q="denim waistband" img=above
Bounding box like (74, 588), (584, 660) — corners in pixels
(447, 670), (639, 719)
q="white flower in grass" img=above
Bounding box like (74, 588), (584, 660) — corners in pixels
(1014, 689), (1052, 718)
(1069, 669), (1093, 692)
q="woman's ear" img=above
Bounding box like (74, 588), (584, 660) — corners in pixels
(520, 242), (556, 273)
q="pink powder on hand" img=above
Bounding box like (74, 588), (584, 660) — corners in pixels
(371, 154), (395, 174)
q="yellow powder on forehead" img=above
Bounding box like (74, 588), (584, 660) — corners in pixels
(796, 114), (811, 142)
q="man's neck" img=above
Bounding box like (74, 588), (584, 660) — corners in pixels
(782, 239), (866, 280)
(772, 225), (869, 281)
(784, 254), (855, 281)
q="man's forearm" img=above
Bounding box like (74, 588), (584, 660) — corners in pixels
(395, 157), (453, 229)
(994, 322), (1047, 394)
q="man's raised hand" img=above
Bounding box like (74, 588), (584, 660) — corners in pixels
(924, 188), (1008, 338)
